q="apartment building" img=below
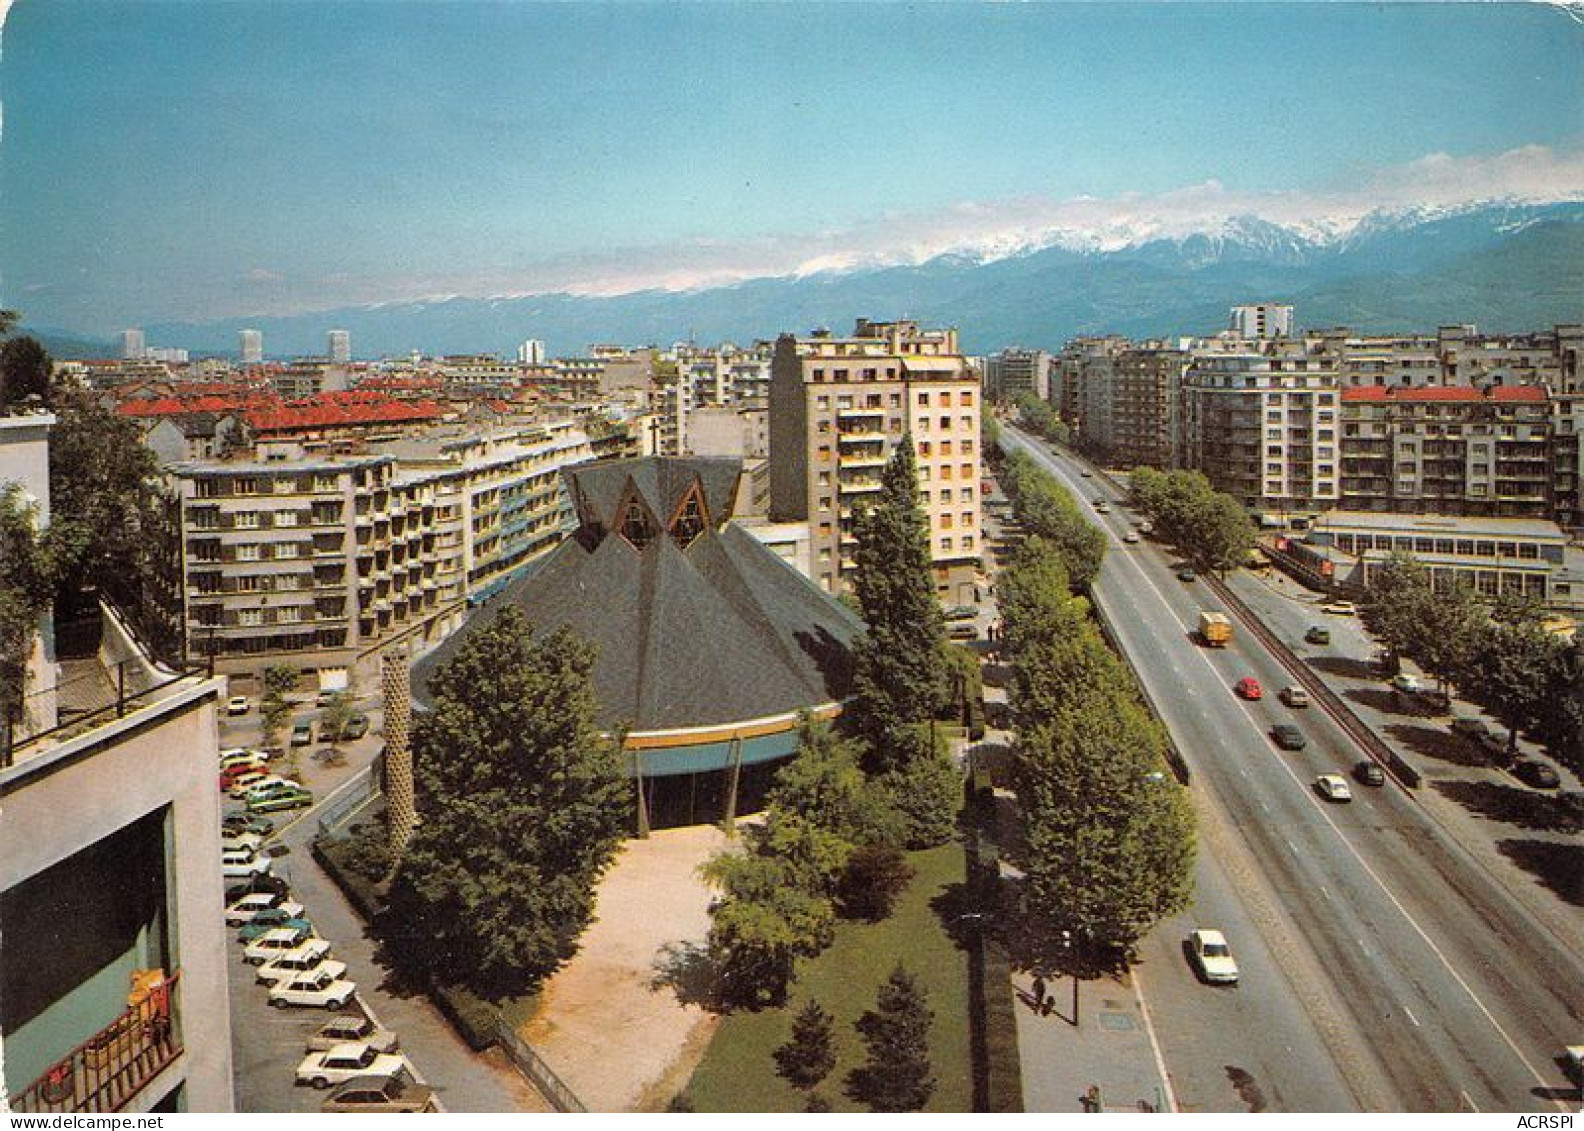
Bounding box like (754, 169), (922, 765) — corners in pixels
(1554, 395), (1584, 532)
(1229, 303), (1294, 340)
(769, 319), (981, 602)
(985, 348), (1052, 402)
(1074, 344), (1186, 469)
(168, 422), (598, 679)
(1338, 386), (1552, 518)
(1180, 349), (1341, 514)
(1437, 324), (1583, 393)
(1051, 336), (1128, 426)
(1309, 329), (1444, 388)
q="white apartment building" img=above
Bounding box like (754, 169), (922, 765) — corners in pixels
(238, 330), (263, 364)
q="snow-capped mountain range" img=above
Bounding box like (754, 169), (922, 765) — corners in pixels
(43, 199), (1584, 359)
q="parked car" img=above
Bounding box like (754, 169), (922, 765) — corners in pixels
(321, 1070), (436, 1113)
(225, 890), (305, 925)
(1449, 716), (1495, 744)
(224, 872), (291, 904)
(244, 925), (317, 966)
(1177, 568), (1197, 582)
(340, 713), (370, 740)
(239, 911), (315, 943)
(1321, 600), (1357, 616)
(1354, 761), (1386, 787)
(223, 813), (276, 838)
(1079, 469), (1093, 478)
(268, 968), (356, 1011)
(315, 690), (340, 708)
(220, 749), (266, 773)
(1304, 625), (1331, 645)
(221, 831), (263, 854)
(221, 849), (272, 879)
(244, 777), (304, 803)
(1187, 928), (1239, 985)
(307, 1013), (400, 1055)
(226, 695), (251, 716)
(226, 769), (273, 798)
(291, 720), (314, 746)
(1390, 673), (1423, 695)
(1278, 686), (1310, 709)
(1235, 676), (1263, 701)
(257, 939), (345, 986)
(944, 605), (978, 621)
(297, 1043), (411, 1090)
(1512, 759), (1561, 789)
(249, 785), (314, 814)
(1314, 773), (1353, 803)
(1271, 724), (1307, 751)
(947, 622), (978, 641)
(1123, 530), (1140, 544)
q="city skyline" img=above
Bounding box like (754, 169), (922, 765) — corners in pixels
(1, 1), (1581, 332)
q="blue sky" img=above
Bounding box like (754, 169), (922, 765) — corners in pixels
(1, 0), (1580, 333)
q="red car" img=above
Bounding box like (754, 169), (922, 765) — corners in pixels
(220, 761), (267, 790)
(1235, 677), (1263, 700)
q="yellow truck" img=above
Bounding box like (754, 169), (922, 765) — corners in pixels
(1199, 611), (1233, 647)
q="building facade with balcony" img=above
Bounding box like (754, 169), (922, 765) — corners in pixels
(1, 613), (232, 1112)
(1338, 386), (1552, 518)
(769, 319), (981, 602)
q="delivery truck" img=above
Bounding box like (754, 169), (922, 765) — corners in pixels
(1199, 611), (1233, 647)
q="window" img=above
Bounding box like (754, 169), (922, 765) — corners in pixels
(939, 489), (952, 503)
(818, 471), (831, 486)
(620, 498), (655, 550)
(889, 393), (902, 408)
(939, 415), (951, 430)
(234, 511), (260, 529)
(962, 535), (975, 550)
(818, 445), (831, 460)
(960, 391), (974, 407)
(239, 608), (263, 626)
(960, 488), (973, 501)
(817, 396), (830, 409)
(237, 544), (261, 561)
(940, 537), (954, 551)
(233, 477), (259, 495)
(941, 514), (954, 529)
(918, 392), (929, 406)
(961, 463), (973, 477)
(941, 441), (953, 455)
(919, 441), (932, 456)
(819, 496), (832, 511)
(961, 511), (975, 526)
(941, 465), (953, 480)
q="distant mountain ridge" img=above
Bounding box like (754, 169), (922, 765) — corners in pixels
(64, 200), (1584, 358)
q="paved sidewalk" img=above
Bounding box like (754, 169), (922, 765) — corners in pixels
(1013, 968), (1173, 1113)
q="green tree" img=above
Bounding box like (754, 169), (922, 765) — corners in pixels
(319, 690), (356, 748)
(1186, 491), (1256, 576)
(766, 717), (903, 849)
(1460, 620), (1564, 757)
(999, 450), (1107, 589)
(0, 335), (52, 409)
(773, 999), (837, 1091)
(875, 726), (960, 849)
(700, 848), (835, 1008)
(0, 484), (66, 758)
(378, 608), (628, 995)
(1362, 555), (1480, 691)
(850, 439), (949, 759)
(263, 663), (300, 700)
(846, 964), (935, 1112)
(836, 843), (915, 922)
(260, 696), (291, 752)
(1536, 639), (1584, 774)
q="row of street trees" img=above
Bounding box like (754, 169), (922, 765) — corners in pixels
(1128, 467), (1256, 577)
(1012, 393), (1068, 445)
(997, 534), (1197, 964)
(998, 449), (1108, 589)
(1362, 555), (1583, 770)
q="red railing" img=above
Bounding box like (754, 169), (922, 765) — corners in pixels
(11, 971), (182, 1113)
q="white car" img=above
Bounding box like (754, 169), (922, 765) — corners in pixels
(296, 1042), (410, 1090)
(1390, 673), (1423, 695)
(227, 770), (273, 798)
(1320, 599), (1357, 616)
(306, 1013), (400, 1054)
(1188, 929), (1239, 984)
(269, 967), (356, 1010)
(1315, 773), (1353, 803)
(221, 831), (264, 854)
(226, 696), (251, 716)
(243, 925), (317, 965)
(243, 776), (303, 802)
(258, 939), (346, 986)
(221, 849), (273, 879)
(219, 749), (267, 772)
(1123, 530), (1140, 544)
(224, 891), (305, 926)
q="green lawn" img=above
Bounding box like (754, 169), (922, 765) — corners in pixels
(683, 842), (973, 1112)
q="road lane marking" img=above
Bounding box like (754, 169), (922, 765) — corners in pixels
(1131, 968), (1179, 1113)
(1008, 430), (1561, 1103)
(1404, 1007), (1421, 1028)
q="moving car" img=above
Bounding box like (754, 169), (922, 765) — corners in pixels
(1304, 625), (1331, 645)
(1278, 686), (1310, 708)
(257, 939), (345, 986)
(1354, 761), (1385, 787)
(1512, 759), (1561, 789)
(224, 891), (305, 926)
(307, 1013), (400, 1055)
(268, 968), (356, 1011)
(297, 1042), (410, 1090)
(1271, 724), (1307, 751)
(1093, 499), (1110, 513)
(1123, 530), (1140, 544)
(1176, 568), (1197, 582)
(249, 785), (314, 814)
(1320, 600), (1357, 616)
(291, 721), (314, 746)
(226, 695), (251, 716)
(1079, 469), (1093, 478)
(1187, 929), (1239, 985)
(1234, 676), (1262, 700)
(321, 1070), (436, 1113)
(1314, 773), (1353, 803)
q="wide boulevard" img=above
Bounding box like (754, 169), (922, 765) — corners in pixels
(1002, 425), (1583, 1113)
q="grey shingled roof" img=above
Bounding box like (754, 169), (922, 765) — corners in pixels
(414, 457), (861, 733)
(571, 455), (742, 529)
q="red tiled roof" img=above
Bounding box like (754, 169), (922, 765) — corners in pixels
(1342, 385), (1548, 404)
(246, 398), (444, 434)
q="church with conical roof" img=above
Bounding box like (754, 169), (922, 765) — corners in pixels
(413, 455), (863, 828)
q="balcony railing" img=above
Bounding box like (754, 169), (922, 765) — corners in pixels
(12, 971), (182, 1114)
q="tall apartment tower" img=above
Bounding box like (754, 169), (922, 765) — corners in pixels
(238, 329), (263, 364)
(119, 329), (147, 361)
(327, 330), (351, 363)
(1230, 303), (1294, 341)
(769, 319), (981, 602)
(517, 339), (547, 365)
(985, 348), (1053, 402)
